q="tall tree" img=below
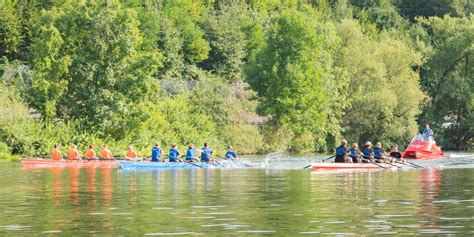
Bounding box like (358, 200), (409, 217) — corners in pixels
(247, 9), (327, 151)
(28, 1), (162, 134)
(417, 15), (473, 149)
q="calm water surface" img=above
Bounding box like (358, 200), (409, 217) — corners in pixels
(1, 153), (474, 235)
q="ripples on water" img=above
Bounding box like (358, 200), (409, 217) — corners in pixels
(0, 153), (473, 235)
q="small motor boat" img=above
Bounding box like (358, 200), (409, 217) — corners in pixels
(402, 135), (447, 160)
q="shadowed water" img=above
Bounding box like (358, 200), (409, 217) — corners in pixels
(0, 153), (474, 235)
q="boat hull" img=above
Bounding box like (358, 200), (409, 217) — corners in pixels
(119, 161), (220, 169)
(402, 140), (446, 160)
(20, 158), (119, 168)
(311, 162), (394, 171)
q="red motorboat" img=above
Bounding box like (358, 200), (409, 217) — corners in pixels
(20, 158), (119, 168)
(402, 135), (447, 160)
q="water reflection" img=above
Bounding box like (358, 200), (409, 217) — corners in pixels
(0, 159), (474, 235)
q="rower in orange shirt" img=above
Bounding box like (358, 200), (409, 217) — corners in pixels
(67, 145), (81, 160)
(100, 144), (113, 160)
(85, 145), (97, 160)
(125, 146), (139, 161)
(51, 144), (63, 161)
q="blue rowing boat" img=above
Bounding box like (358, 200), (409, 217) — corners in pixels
(119, 161), (220, 169)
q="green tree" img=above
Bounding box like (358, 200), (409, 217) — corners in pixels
(28, 1), (162, 135)
(417, 15), (473, 149)
(335, 19), (424, 146)
(247, 9), (327, 152)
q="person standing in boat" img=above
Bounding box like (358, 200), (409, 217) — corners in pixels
(185, 143), (199, 162)
(125, 146), (139, 161)
(225, 145), (238, 160)
(335, 139), (349, 163)
(388, 144), (403, 163)
(85, 145), (98, 160)
(348, 143), (361, 163)
(200, 143), (214, 163)
(151, 142), (163, 162)
(168, 143), (181, 162)
(67, 145), (81, 161)
(362, 142), (374, 162)
(422, 124), (434, 141)
(100, 144), (114, 160)
(51, 144), (63, 161)
(373, 142), (386, 162)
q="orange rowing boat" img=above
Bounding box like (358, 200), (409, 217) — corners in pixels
(20, 158), (119, 168)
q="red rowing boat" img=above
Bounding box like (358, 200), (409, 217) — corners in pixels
(402, 135), (447, 160)
(311, 162), (394, 171)
(20, 158), (119, 168)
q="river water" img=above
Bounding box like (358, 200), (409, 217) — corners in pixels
(0, 153), (474, 235)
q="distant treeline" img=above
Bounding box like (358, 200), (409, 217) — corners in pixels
(0, 0), (472, 158)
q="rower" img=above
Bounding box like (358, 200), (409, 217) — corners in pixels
(67, 145), (81, 161)
(335, 139), (349, 163)
(51, 144), (63, 161)
(362, 142), (374, 162)
(348, 143), (361, 163)
(388, 144), (403, 163)
(373, 142), (386, 162)
(200, 143), (214, 162)
(100, 144), (114, 160)
(168, 143), (181, 162)
(225, 145), (238, 160)
(151, 142), (163, 162)
(185, 143), (199, 162)
(422, 124), (434, 142)
(85, 145), (98, 160)
(125, 146), (139, 161)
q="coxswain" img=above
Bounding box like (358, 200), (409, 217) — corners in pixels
(85, 145), (97, 160)
(335, 139), (349, 163)
(100, 144), (113, 160)
(51, 144), (63, 161)
(125, 146), (139, 161)
(388, 144), (403, 163)
(151, 142), (163, 162)
(185, 143), (199, 162)
(362, 142), (374, 162)
(348, 143), (361, 163)
(225, 145), (238, 160)
(373, 142), (386, 162)
(67, 145), (81, 160)
(168, 143), (181, 162)
(200, 143), (214, 162)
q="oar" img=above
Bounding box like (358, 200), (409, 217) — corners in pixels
(184, 161), (203, 168)
(360, 157), (389, 169)
(218, 156), (252, 167)
(303, 158), (313, 169)
(401, 160), (423, 168)
(303, 155), (334, 169)
(322, 155), (336, 162)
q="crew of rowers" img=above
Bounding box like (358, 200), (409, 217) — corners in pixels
(335, 139), (403, 163)
(50, 142), (239, 162)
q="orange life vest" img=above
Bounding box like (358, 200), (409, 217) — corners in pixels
(100, 149), (111, 159)
(51, 149), (62, 161)
(85, 149), (96, 159)
(126, 151), (137, 158)
(67, 149), (80, 160)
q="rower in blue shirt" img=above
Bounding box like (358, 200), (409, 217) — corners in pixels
(185, 143), (198, 162)
(225, 145), (238, 160)
(151, 142), (163, 162)
(200, 143), (214, 162)
(373, 142), (386, 161)
(168, 143), (181, 162)
(422, 124), (434, 141)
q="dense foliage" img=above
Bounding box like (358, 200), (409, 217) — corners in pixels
(0, 0), (472, 158)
